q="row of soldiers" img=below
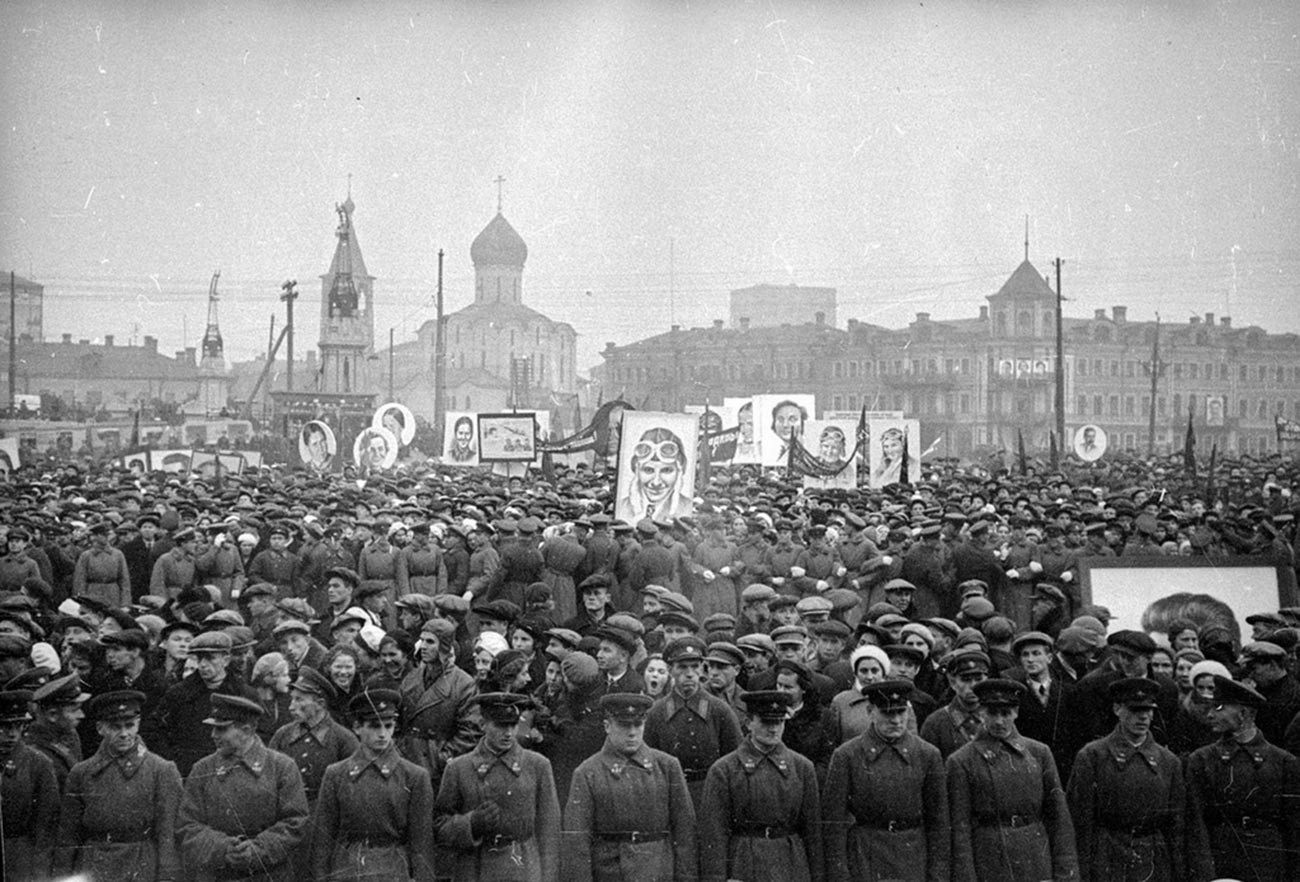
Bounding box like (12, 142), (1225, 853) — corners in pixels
(4, 631), (1297, 882)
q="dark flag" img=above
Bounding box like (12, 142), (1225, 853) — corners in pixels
(788, 434), (855, 479)
(541, 448), (555, 483)
(856, 405), (868, 448)
(1049, 430), (1059, 470)
(1205, 443), (1217, 500)
(1184, 403), (1197, 477)
(697, 405), (713, 491)
(572, 397), (583, 437)
(1017, 430), (1027, 476)
(898, 427), (912, 487)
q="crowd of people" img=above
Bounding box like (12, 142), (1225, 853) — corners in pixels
(0, 445), (1298, 882)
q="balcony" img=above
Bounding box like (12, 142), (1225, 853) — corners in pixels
(882, 370), (957, 390)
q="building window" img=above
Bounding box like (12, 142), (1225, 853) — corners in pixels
(1279, 366), (1287, 384)
(1126, 362), (1136, 378)
(961, 358), (970, 374)
(1173, 363), (1182, 379)
(834, 362), (843, 379)
(1141, 396), (1150, 415)
(833, 395), (843, 410)
(1111, 361), (1120, 377)
(960, 394), (971, 414)
(1124, 433), (1136, 449)
(1077, 395), (1088, 415)
(1240, 364), (1249, 381)
(1239, 399), (1249, 418)
(1259, 399), (1268, 418)
(1094, 394), (1104, 415)
(1078, 360), (1088, 378)
(1189, 363), (1198, 379)
(1157, 396), (1166, 416)
(1125, 396), (1135, 416)
(1172, 393), (1182, 415)
(1218, 364), (1227, 380)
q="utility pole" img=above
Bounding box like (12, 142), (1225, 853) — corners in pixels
(433, 249), (447, 452)
(1054, 258), (1065, 450)
(8, 272), (16, 418)
(280, 280), (298, 391)
(1142, 313), (1168, 456)
(388, 327), (395, 402)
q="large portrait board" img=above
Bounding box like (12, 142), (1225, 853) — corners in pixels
(443, 412), (480, 466)
(614, 410), (698, 523)
(1073, 424), (1108, 462)
(372, 402), (416, 447)
(801, 418), (858, 490)
(726, 396), (759, 464)
(353, 425), (399, 471)
(752, 393), (815, 467)
(867, 419), (921, 488)
(298, 420), (337, 472)
(1080, 557), (1298, 648)
(478, 413), (537, 462)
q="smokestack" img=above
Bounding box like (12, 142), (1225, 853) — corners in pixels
(62, 333), (72, 344)
(979, 305), (988, 320)
(1220, 316), (1231, 327)
(1094, 309), (1107, 320)
(739, 317), (750, 330)
(712, 319), (723, 329)
(104, 335), (114, 347)
(1112, 306), (1127, 322)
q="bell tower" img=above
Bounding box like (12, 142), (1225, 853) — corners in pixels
(318, 193), (375, 394)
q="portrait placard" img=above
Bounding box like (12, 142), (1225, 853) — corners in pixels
(614, 410), (698, 523)
(372, 402), (416, 447)
(1073, 424), (1107, 462)
(353, 425), (399, 470)
(800, 419), (859, 490)
(726, 397), (759, 464)
(867, 419), (920, 488)
(477, 413), (537, 462)
(298, 421), (338, 471)
(752, 393), (815, 467)
(1081, 557), (1298, 647)
(443, 412), (480, 466)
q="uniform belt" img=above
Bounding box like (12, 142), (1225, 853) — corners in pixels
(342, 836), (402, 848)
(1211, 813), (1277, 829)
(683, 769), (709, 782)
(1100, 819), (1163, 837)
(856, 818), (923, 832)
(978, 814), (1038, 829)
(83, 832), (150, 844)
(732, 824), (793, 839)
(482, 834), (517, 850)
(598, 830), (669, 843)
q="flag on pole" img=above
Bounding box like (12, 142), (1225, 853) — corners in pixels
(1017, 430), (1027, 476)
(921, 436), (942, 458)
(1205, 443), (1217, 500)
(898, 427), (912, 487)
(697, 403), (713, 491)
(1184, 403), (1197, 477)
(129, 408), (141, 449)
(1049, 431), (1059, 469)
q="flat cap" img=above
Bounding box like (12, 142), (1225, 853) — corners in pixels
(741, 584), (778, 604)
(1011, 631), (1055, 655)
(770, 624), (809, 645)
(736, 633), (776, 656)
(188, 631), (233, 654)
(1238, 641), (1288, 663)
(703, 642), (744, 668)
(1107, 630), (1158, 655)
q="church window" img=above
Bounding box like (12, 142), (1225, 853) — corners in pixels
(343, 359), (350, 392)
(1017, 311), (1032, 335)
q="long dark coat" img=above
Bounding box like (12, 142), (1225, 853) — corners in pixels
(1185, 731), (1300, 882)
(311, 745), (436, 882)
(1065, 730), (1185, 882)
(54, 739), (184, 882)
(178, 738), (309, 882)
(434, 739), (562, 882)
(562, 743), (697, 882)
(698, 737), (823, 882)
(946, 732), (1078, 882)
(822, 727), (949, 882)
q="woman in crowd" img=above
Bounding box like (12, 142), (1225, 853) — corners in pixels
(322, 643), (364, 726)
(250, 651), (292, 740)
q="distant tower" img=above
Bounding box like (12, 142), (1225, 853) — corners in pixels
(197, 270), (231, 414)
(471, 178), (528, 306)
(318, 194), (375, 394)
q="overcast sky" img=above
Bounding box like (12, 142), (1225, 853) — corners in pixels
(2, 0), (1297, 373)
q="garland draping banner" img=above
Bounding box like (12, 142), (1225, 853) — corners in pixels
(539, 399), (635, 456)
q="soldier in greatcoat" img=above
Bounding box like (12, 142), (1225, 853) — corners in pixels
(434, 692), (561, 882)
(27, 670), (89, 790)
(1185, 675), (1300, 882)
(562, 692), (697, 882)
(698, 690), (823, 882)
(0, 688), (60, 882)
(310, 689), (436, 882)
(267, 666), (358, 882)
(74, 520), (132, 608)
(822, 679), (949, 882)
(54, 689), (184, 882)
(946, 678), (1078, 882)
(1065, 677), (1185, 882)
(177, 694), (309, 882)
